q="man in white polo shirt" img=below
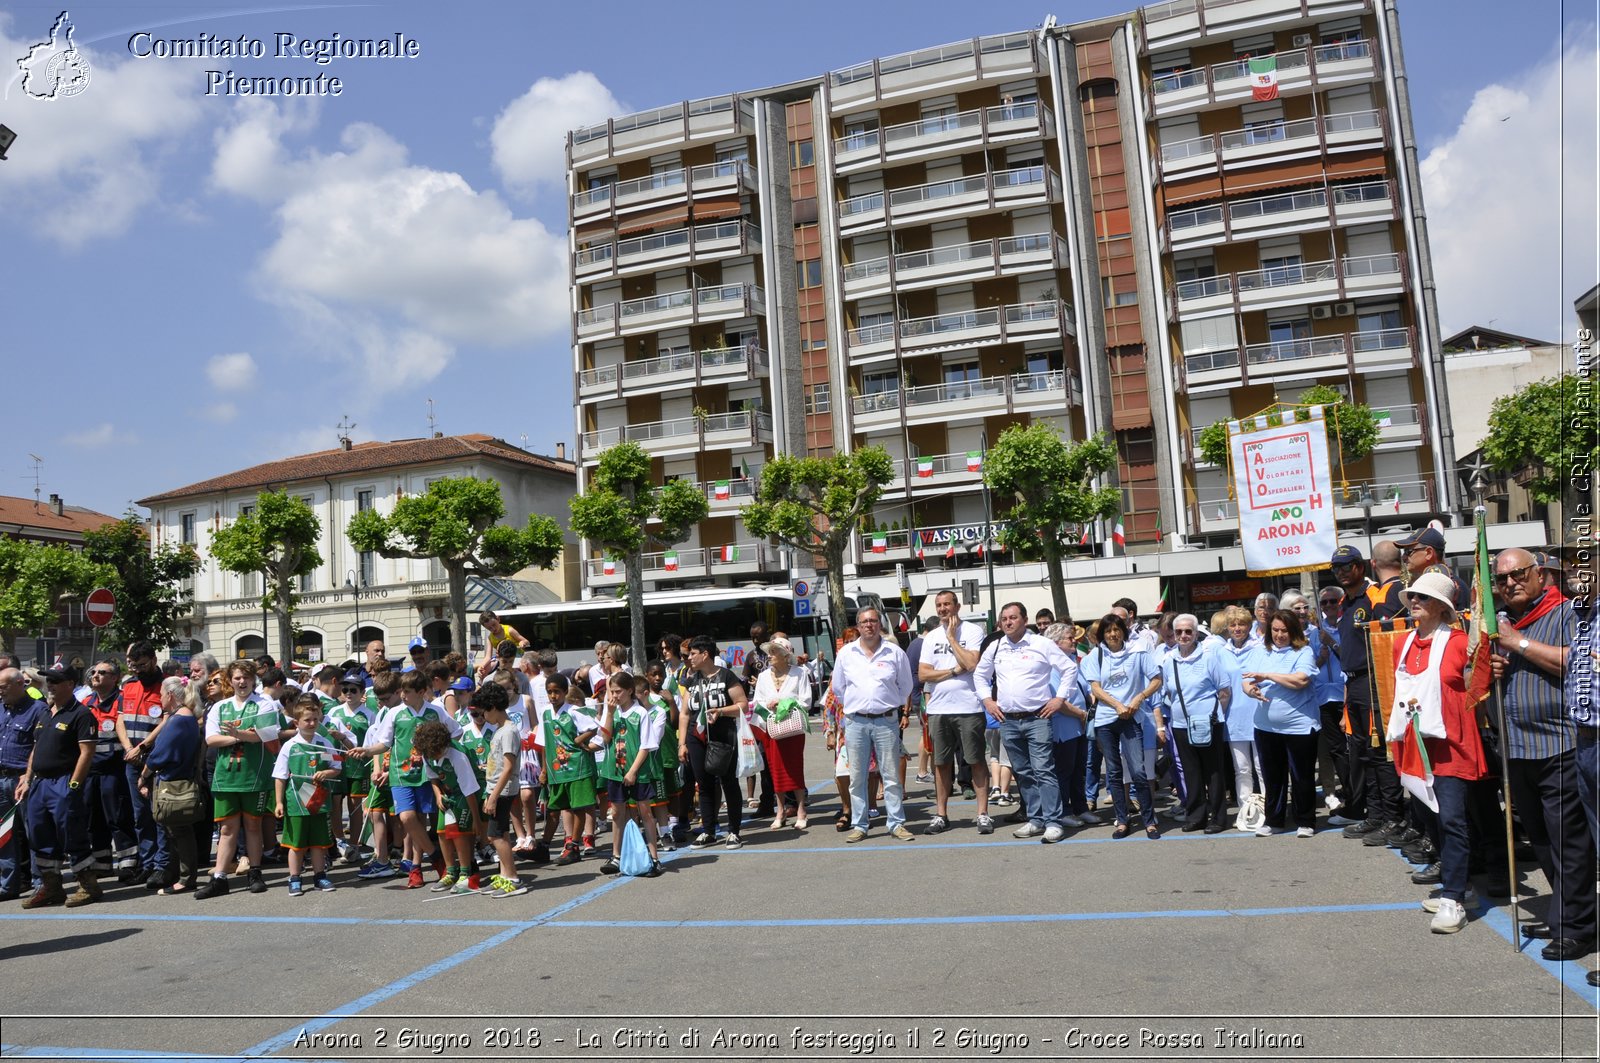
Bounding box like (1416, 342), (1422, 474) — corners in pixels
(831, 608), (915, 843)
(974, 601), (1081, 843)
(919, 590), (992, 835)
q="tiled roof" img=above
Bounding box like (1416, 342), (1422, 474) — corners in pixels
(0, 495), (121, 539)
(138, 434), (575, 505)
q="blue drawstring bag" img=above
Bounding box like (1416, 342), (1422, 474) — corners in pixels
(618, 819), (651, 876)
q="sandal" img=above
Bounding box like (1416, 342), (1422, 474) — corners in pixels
(1112, 823), (1131, 840)
(835, 812), (851, 832)
(1145, 823), (1162, 840)
(795, 814), (808, 830)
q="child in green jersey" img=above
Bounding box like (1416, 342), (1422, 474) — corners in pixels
(195, 660), (280, 900)
(596, 672), (664, 877)
(538, 673), (599, 867)
(272, 696), (342, 896)
(412, 719), (481, 894)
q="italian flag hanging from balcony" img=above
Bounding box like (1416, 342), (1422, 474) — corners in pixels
(916, 458), (934, 478)
(719, 544), (740, 563)
(663, 551), (679, 572)
(714, 480), (731, 500)
(871, 535), (888, 554)
(1248, 55), (1279, 101)
(966, 451), (983, 472)
(602, 559), (616, 576)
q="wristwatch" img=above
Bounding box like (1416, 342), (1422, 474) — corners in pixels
(1517, 638), (1531, 654)
(69, 780), (81, 790)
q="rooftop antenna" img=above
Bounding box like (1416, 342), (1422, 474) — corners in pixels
(335, 414), (357, 450)
(26, 453), (43, 506)
(519, 433), (529, 450)
(427, 398), (437, 438)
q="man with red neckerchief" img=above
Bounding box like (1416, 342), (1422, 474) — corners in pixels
(1489, 546), (1592, 962)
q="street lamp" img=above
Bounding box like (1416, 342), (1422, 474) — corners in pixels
(345, 569), (363, 653)
(1355, 484), (1377, 557)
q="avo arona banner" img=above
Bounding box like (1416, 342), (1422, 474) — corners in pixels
(1229, 406), (1336, 577)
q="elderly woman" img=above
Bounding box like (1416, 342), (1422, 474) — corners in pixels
(1282, 589), (1346, 817)
(138, 676), (204, 894)
(1243, 609), (1320, 837)
(1082, 613), (1163, 839)
(1042, 623), (1093, 828)
(1158, 614), (1233, 833)
(1215, 605), (1261, 826)
(752, 636), (812, 829)
(1388, 572), (1484, 933)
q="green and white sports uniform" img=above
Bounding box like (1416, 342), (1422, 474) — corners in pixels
(541, 705), (599, 811)
(272, 733), (340, 850)
(328, 702), (374, 797)
(423, 745), (481, 837)
(208, 695), (280, 820)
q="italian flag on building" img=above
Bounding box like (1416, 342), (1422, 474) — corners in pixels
(714, 480), (731, 500)
(916, 458), (935, 478)
(663, 551), (679, 572)
(602, 558), (616, 576)
(966, 451), (983, 472)
(1249, 54), (1279, 101)
(871, 535), (888, 554)
(719, 544), (740, 562)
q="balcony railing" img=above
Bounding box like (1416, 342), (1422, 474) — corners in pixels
(852, 370), (1071, 418)
(847, 299), (1069, 353)
(840, 165), (1055, 226)
(842, 233), (1060, 286)
(576, 220), (761, 272)
(573, 159), (751, 212)
(580, 409), (771, 453)
(579, 345), (769, 392)
(1168, 181), (1391, 244)
(1243, 335), (1347, 366)
(1160, 109), (1383, 168)
(581, 284), (765, 338)
(1176, 253), (1402, 310)
(1235, 259), (1338, 294)
(898, 451), (986, 482)
(1174, 275), (1232, 301)
(1183, 348), (1241, 375)
(1352, 326), (1410, 353)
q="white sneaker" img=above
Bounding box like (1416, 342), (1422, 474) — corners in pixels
(1042, 824), (1066, 843)
(1255, 824), (1276, 837)
(1422, 887), (1478, 913)
(724, 833), (743, 850)
(1076, 810), (1101, 826)
(1430, 898), (1467, 933)
(1012, 823), (1044, 839)
(1325, 793), (1343, 814)
(1296, 826), (1315, 838)
(1059, 814), (1084, 828)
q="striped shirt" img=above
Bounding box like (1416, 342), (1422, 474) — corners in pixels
(1502, 593), (1575, 760)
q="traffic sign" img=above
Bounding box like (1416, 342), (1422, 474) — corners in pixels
(791, 579), (812, 600)
(85, 587), (115, 628)
(793, 597), (813, 617)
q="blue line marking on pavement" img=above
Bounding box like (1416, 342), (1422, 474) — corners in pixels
(544, 900), (1418, 930)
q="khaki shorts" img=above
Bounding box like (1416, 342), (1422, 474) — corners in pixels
(928, 713), (987, 766)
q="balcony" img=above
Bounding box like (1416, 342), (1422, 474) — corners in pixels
(1193, 481), (1444, 535)
(577, 344), (769, 401)
(583, 540), (780, 587)
(577, 283), (765, 341)
(1142, 0), (1373, 51)
(850, 370), (1079, 432)
(1182, 327), (1416, 391)
(1158, 109), (1384, 178)
(1151, 41), (1377, 118)
(1172, 252), (1405, 319)
(1242, 334), (1349, 381)
(828, 31), (1039, 112)
(572, 159), (757, 221)
(856, 520), (1042, 566)
(1350, 325), (1415, 371)
(839, 165), (1060, 235)
(1167, 181), (1393, 252)
(575, 220), (762, 281)
(842, 233), (1066, 300)
(847, 299), (1072, 365)
(893, 451), (986, 491)
(833, 102), (1055, 173)
(580, 410), (773, 460)
(569, 95), (755, 166)
(1373, 402), (1423, 447)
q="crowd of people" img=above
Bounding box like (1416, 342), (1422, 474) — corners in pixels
(0, 545), (1592, 974)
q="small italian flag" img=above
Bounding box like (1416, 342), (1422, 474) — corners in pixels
(974, 542), (985, 560)
(719, 544), (740, 562)
(1390, 487), (1403, 513)
(966, 451), (983, 472)
(944, 543), (956, 560)
(871, 535), (888, 554)
(714, 480), (731, 500)
(1112, 522), (1127, 549)
(1155, 582), (1171, 611)
(1249, 54), (1279, 101)
(916, 458), (934, 478)
(1078, 525), (1091, 546)
(915, 542), (926, 561)
(602, 558), (616, 576)
(0, 801), (17, 849)
(1391, 714), (1438, 812)
(663, 551), (679, 572)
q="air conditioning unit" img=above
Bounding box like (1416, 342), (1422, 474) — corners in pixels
(1292, 33), (1313, 47)
(1310, 305), (1334, 320)
(1333, 301), (1356, 316)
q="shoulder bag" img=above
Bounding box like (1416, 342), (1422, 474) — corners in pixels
(1170, 655), (1215, 747)
(151, 723), (207, 827)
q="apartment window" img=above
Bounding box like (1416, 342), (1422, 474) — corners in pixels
(841, 118), (879, 153)
(1120, 428), (1157, 467)
(1173, 255), (1217, 282)
(789, 140), (815, 168)
(179, 511), (196, 546)
(806, 382), (831, 415)
(1356, 303), (1402, 333)
(796, 258), (822, 288)
(355, 489), (373, 512)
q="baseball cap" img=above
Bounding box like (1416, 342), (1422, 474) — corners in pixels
(39, 666), (79, 685)
(450, 676), (474, 691)
(1396, 527), (1445, 553)
(1330, 545), (1364, 565)
(408, 636), (427, 652)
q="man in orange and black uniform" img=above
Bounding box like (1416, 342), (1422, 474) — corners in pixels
(117, 642), (165, 884)
(1328, 543), (1406, 844)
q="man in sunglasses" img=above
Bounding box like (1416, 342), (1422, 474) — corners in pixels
(1489, 546), (1592, 962)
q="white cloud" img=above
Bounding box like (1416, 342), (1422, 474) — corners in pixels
(65, 422), (131, 447)
(1421, 31), (1599, 340)
(211, 103), (570, 388)
(205, 352), (258, 389)
(490, 71), (624, 196)
(0, 13), (208, 245)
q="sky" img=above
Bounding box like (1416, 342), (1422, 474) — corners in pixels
(0, 0), (1595, 520)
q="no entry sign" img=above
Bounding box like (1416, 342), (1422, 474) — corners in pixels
(85, 587), (115, 628)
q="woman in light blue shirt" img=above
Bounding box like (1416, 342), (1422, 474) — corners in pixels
(1158, 615), (1233, 833)
(1081, 615), (1163, 839)
(1243, 609), (1320, 837)
(1213, 605), (1260, 827)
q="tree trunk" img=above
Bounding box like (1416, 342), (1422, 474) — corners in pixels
(1044, 542), (1070, 620)
(824, 538), (849, 632)
(625, 552), (647, 671)
(272, 572), (296, 666)
(447, 563), (469, 668)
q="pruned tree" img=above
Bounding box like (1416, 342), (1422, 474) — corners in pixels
(210, 490), (322, 662)
(348, 477), (562, 660)
(741, 447), (895, 623)
(983, 425), (1121, 620)
(569, 442), (708, 668)
(0, 537), (112, 660)
(1482, 373), (1598, 505)
(82, 512), (201, 651)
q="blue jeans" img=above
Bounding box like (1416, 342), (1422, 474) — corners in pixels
(1000, 715), (1062, 827)
(1096, 716), (1154, 828)
(1432, 775), (1473, 902)
(0, 773), (32, 894)
(1084, 721), (1104, 807)
(845, 715), (904, 831)
(124, 761), (160, 872)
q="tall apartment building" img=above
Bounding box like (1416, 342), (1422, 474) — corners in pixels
(566, 0), (1456, 611)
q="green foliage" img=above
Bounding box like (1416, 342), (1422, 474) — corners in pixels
(1482, 374), (1599, 504)
(0, 537), (114, 656)
(210, 491), (322, 614)
(1196, 386), (1380, 467)
(742, 447), (895, 620)
(82, 512), (201, 650)
(984, 426), (1121, 557)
